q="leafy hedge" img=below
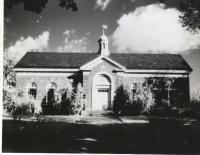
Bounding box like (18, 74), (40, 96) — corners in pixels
(41, 83), (85, 115)
(113, 84), (155, 116)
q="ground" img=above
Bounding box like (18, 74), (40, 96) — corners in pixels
(2, 115), (200, 153)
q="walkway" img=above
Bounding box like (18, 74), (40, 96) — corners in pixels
(3, 114), (149, 125)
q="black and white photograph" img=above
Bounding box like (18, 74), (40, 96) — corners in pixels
(2, 0), (200, 153)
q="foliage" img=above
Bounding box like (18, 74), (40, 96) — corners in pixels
(144, 77), (181, 116)
(179, 92), (200, 119)
(160, 0), (200, 32)
(144, 77), (173, 105)
(113, 83), (155, 116)
(112, 77), (186, 116)
(113, 85), (130, 115)
(5, 0), (78, 14)
(190, 89), (200, 104)
(3, 88), (37, 117)
(70, 83), (85, 115)
(126, 100), (144, 116)
(41, 82), (85, 115)
(3, 57), (16, 88)
(132, 82), (155, 113)
(4, 82), (85, 116)
(148, 104), (179, 117)
(179, 0), (200, 33)
(58, 88), (73, 115)
(41, 91), (57, 115)
(3, 88), (20, 114)
(3, 56), (17, 115)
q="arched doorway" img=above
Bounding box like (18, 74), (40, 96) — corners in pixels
(92, 74), (111, 110)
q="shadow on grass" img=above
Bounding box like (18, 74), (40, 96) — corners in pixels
(2, 118), (200, 153)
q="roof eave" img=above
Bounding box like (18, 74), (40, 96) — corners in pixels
(13, 68), (79, 72)
(125, 69), (191, 74)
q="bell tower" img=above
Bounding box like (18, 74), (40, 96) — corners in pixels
(98, 25), (109, 56)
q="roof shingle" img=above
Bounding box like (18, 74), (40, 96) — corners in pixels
(15, 52), (98, 69)
(14, 52), (192, 71)
(109, 53), (192, 71)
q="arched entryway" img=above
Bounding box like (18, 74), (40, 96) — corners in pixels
(92, 74), (112, 110)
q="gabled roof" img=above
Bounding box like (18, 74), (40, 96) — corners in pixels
(109, 53), (192, 71)
(14, 52), (192, 72)
(15, 52), (98, 69)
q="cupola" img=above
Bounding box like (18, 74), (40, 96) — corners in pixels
(98, 25), (109, 56)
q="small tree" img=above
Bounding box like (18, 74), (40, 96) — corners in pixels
(70, 83), (85, 115)
(113, 85), (130, 115)
(3, 88), (35, 117)
(58, 88), (73, 115)
(179, 0), (200, 33)
(145, 77), (172, 106)
(41, 89), (57, 115)
(3, 57), (16, 88)
(135, 83), (155, 113)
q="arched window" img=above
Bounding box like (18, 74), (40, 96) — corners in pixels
(47, 82), (57, 102)
(28, 82), (37, 99)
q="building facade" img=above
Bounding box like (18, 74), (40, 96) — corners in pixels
(14, 32), (192, 110)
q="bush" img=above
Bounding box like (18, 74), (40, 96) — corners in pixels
(3, 88), (35, 117)
(148, 102), (181, 117)
(41, 95), (58, 115)
(12, 103), (32, 115)
(69, 83), (85, 115)
(132, 83), (155, 113)
(59, 88), (72, 115)
(179, 95), (200, 119)
(113, 85), (130, 115)
(113, 84), (155, 116)
(126, 100), (144, 116)
(41, 83), (85, 115)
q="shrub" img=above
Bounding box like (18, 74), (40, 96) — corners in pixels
(132, 83), (155, 113)
(41, 95), (57, 115)
(113, 84), (155, 116)
(3, 87), (17, 114)
(58, 88), (73, 115)
(3, 88), (37, 117)
(179, 93), (200, 119)
(70, 83), (85, 115)
(13, 103), (32, 115)
(113, 85), (130, 115)
(126, 100), (144, 116)
(41, 83), (85, 115)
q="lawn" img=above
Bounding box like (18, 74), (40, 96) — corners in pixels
(2, 117), (200, 153)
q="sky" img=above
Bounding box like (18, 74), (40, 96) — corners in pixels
(3, 0), (200, 96)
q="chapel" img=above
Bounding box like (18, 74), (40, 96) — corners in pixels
(14, 28), (192, 110)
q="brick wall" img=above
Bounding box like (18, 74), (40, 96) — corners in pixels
(15, 66), (190, 109)
(16, 72), (74, 103)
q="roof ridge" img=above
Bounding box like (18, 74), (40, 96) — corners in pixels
(110, 53), (181, 55)
(26, 51), (181, 56)
(27, 51), (97, 54)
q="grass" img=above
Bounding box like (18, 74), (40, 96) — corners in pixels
(2, 118), (200, 153)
